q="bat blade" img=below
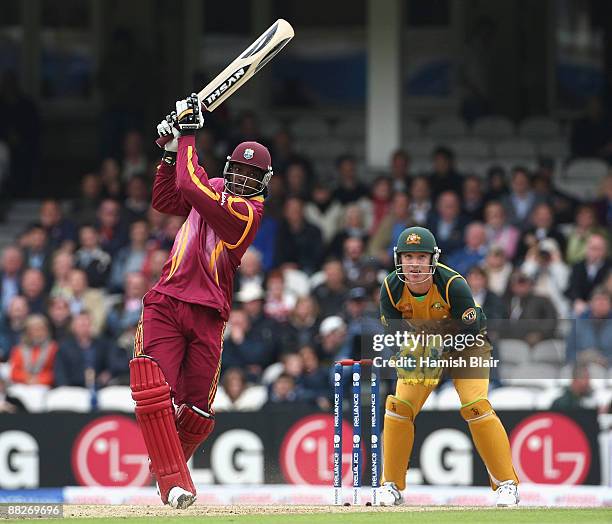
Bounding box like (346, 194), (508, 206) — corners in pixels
(198, 19), (294, 111)
(156, 19), (294, 147)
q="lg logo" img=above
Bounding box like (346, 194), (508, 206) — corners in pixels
(510, 413), (590, 484)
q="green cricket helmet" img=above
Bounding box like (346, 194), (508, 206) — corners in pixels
(393, 226), (441, 283)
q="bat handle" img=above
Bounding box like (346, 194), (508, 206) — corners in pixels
(155, 135), (171, 148)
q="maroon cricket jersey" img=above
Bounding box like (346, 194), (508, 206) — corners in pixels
(150, 135), (264, 320)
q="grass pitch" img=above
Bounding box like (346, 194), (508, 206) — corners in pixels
(4, 506), (609, 523)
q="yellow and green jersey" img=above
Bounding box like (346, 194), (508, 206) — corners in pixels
(379, 263), (486, 334)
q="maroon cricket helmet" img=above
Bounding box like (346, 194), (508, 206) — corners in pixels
(223, 141), (273, 197)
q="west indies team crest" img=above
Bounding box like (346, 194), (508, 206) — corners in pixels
(406, 233), (421, 244)
(243, 148), (254, 160)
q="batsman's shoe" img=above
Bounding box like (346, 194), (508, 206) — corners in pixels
(495, 480), (519, 507)
(378, 482), (404, 506)
(167, 486), (196, 509)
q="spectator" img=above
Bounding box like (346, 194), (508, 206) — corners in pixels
(566, 233), (612, 315)
(106, 272), (147, 339)
(327, 204), (369, 260)
(0, 245), (23, 313)
(74, 225), (112, 288)
(9, 314), (58, 386)
(483, 165), (508, 201)
(234, 247), (265, 292)
(551, 365), (595, 410)
(20, 224), (51, 273)
(304, 180), (343, 245)
(274, 198), (323, 274)
(71, 173), (102, 225)
(368, 192), (412, 266)
(566, 205), (609, 265)
(362, 176), (393, 236)
(594, 172), (612, 227)
(109, 220), (149, 292)
(389, 149), (412, 193)
(229, 110), (268, 150)
(269, 128), (309, 177)
(49, 250), (74, 298)
(515, 202), (566, 262)
(0, 378), (26, 413)
(235, 282), (279, 361)
(97, 199), (129, 256)
(408, 175), (432, 226)
(143, 248), (169, 288)
(332, 154), (368, 205)
(342, 236), (368, 287)
(222, 309), (273, 382)
(501, 167), (542, 227)
(566, 287), (612, 365)
(532, 158), (577, 224)
(483, 245), (513, 297)
(263, 272), (295, 322)
(317, 315), (348, 362)
(285, 160), (312, 200)
(521, 238), (570, 317)
(504, 271), (557, 345)
(299, 344), (330, 410)
(47, 296), (72, 342)
(265, 373), (300, 405)
(21, 268), (46, 314)
(446, 222), (488, 274)
(213, 368), (267, 412)
(428, 146), (463, 198)
(313, 260), (348, 319)
(570, 95), (612, 159)
(462, 175), (485, 221)
(121, 130), (147, 182)
(66, 269), (106, 336)
(466, 266), (505, 319)
(39, 199), (77, 251)
(426, 191), (467, 256)
(99, 157), (123, 200)
(286, 296), (320, 348)
(123, 175), (150, 224)
(54, 311), (119, 388)
(483, 201), (519, 260)
(0, 295), (29, 361)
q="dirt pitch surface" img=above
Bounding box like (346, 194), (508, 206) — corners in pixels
(64, 504), (495, 519)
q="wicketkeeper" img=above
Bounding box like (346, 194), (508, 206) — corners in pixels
(129, 94), (272, 509)
(378, 226), (519, 507)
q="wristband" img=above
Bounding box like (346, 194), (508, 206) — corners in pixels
(161, 151), (177, 166)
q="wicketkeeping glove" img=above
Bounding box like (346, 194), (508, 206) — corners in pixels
(394, 335), (447, 387)
(156, 112), (180, 152)
(175, 93), (204, 134)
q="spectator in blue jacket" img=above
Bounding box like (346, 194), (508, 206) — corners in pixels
(54, 311), (121, 388)
(566, 287), (612, 365)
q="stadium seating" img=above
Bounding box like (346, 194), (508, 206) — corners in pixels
(518, 117), (562, 139)
(488, 387), (536, 409)
(97, 385), (135, 412)
(45, 387), (92, 412)
(472, 116), (515, 139)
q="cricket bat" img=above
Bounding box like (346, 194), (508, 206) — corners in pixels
(157, 19), (294, 146)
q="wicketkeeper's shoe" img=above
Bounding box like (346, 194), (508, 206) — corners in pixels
(167, 486), (196, 509)
(378, 482), (404, 506)
(495, 480), (519, 507)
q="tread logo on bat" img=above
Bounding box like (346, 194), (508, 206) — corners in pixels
(203, 66), (251, 108)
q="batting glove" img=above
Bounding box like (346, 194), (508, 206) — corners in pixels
(157, 112), (180, 152)
(176, 93), (204, 134)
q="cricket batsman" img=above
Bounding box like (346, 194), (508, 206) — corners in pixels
(378, 226), (519, 507)
(129, 94), (272, 509)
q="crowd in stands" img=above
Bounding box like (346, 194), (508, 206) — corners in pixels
(1, 115), (612, 413)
